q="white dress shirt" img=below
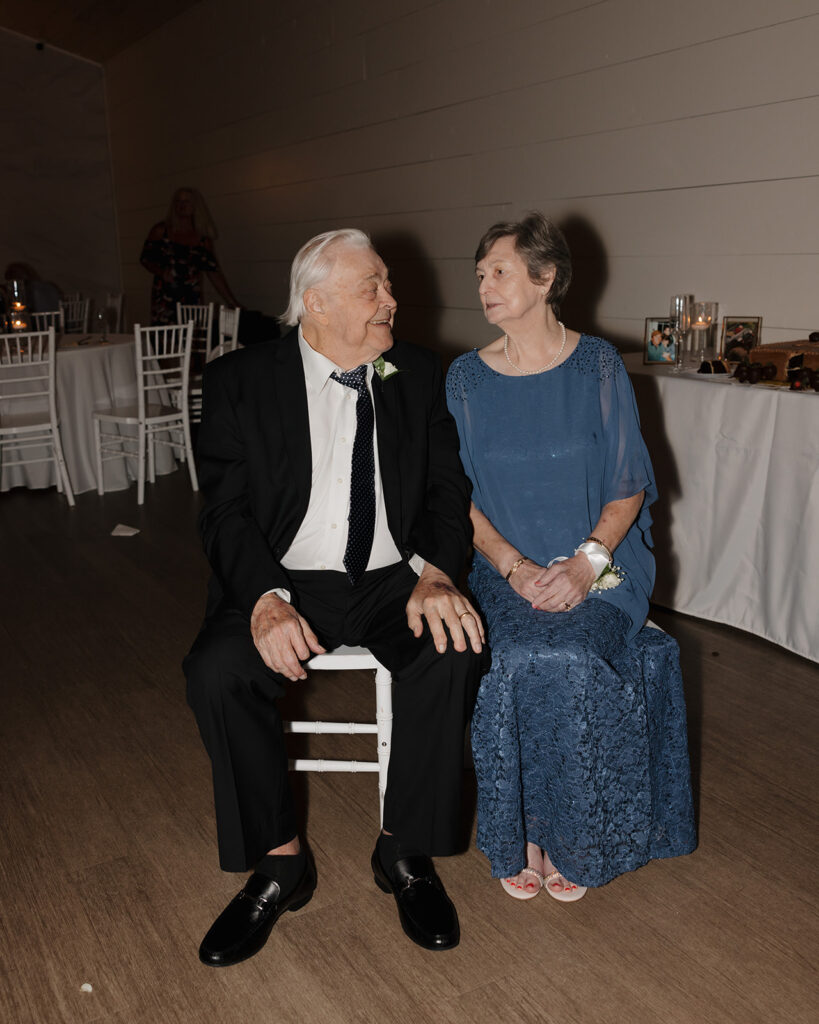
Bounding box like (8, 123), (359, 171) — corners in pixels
(270, 330), (423, 602)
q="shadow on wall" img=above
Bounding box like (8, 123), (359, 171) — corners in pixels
(371, 230), (445, 358)
(559, 214), (636, 353)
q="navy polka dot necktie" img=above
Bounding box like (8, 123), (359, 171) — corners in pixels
(331, 365), (375, 585)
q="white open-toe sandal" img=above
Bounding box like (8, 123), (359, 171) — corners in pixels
(500, 867), (544, 900)
(543, 869), (587, 902)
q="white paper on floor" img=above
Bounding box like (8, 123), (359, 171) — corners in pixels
(111, 524), (140, 537)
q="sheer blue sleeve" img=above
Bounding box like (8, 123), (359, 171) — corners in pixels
(445, 354), (485, 511)
(599, 350), (657, 510)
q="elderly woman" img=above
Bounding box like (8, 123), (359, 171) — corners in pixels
(446, 213), (696, 901)
(140, 187), (238, 325)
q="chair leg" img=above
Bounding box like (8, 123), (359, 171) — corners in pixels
(52, 427), (75, 507)
(147, 428), (156, 484)
(182, 415), (199, 492)
(137, 423), (146, 505)
(375, 665), (393, 828)
(93, 418), (105, 495)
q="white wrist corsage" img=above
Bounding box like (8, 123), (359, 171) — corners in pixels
(373, 355), (401, 381)
(590, 563), (625, 591)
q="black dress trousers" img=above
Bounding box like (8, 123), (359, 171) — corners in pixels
(184, 561), (483, 872)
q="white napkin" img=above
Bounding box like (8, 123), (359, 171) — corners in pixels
(111, 523), (140, 537)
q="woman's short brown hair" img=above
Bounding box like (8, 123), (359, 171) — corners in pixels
(475, 212), (572, 313)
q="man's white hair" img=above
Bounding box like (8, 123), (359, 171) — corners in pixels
(279, 228), (373, 326)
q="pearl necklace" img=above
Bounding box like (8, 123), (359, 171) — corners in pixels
(504, 321), (567, 375)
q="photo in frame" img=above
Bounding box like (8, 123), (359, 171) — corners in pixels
(643, 317), (676, 365)
(721, 316), (762, 361)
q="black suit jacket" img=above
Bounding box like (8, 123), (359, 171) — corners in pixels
(196, 327), (472, 619)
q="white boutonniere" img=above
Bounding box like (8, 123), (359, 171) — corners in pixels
(373, 355), (401, 381)
(590, 564), (625, 591)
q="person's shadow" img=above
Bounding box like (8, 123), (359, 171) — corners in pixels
(371, 229), (448, 357)
(559, 214), (638, 353)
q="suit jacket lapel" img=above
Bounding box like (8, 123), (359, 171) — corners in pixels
(271, 328), (312, 521)
(372, 369), (403, 551)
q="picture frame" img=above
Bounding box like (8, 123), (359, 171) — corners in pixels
(721, 316), (762, 361)
(643, 317), (676, 365)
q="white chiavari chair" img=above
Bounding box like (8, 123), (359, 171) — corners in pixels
(0, 327), (75, 505)
(30, 309), (65, 335)
(177, 302), (216, 425)
(60, 298), (90, 334)
(92, 323), (198, 505)
(104, 292), (124, 333)
(285, 646), (393, 825)
(214, 305), (241, 360)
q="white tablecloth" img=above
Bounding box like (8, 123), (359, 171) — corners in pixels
(1, 333), (177, 496)
(624, 353), (818, 662)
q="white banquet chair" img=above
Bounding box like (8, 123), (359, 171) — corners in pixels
(176, 301), (215, 362)
(0, 327), (75, 505)
(104, 292), (124, 333)
(177, 302), (215, 425)
(285, 646), (393, 824)
(30, 309), (65, 335)
(214, 305), (241, 360)
(60, 298), (90, 334)
(92, 322), (198, 505)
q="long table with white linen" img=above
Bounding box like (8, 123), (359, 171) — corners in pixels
(1, 332), (177, 496)
(624, 353), (818, 663)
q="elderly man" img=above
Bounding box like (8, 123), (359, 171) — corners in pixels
(184, 229), (485, 965)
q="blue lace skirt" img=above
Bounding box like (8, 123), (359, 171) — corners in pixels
(470, 559), (697, 887)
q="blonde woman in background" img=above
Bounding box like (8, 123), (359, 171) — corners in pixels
(140, 187), (239, 324)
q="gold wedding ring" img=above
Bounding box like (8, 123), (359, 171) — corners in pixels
(459, 611), (472, 621)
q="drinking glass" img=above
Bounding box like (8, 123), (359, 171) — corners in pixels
(95, 309), (108, 342)
(670, 294), (692, 371)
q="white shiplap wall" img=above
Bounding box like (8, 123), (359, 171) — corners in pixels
(105, 0), (819, 353)
(0, 29), (121, 307)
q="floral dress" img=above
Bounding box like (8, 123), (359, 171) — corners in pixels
(140, 226), (219, 325)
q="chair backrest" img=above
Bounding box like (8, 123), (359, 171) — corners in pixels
(104, 292), (124, 333)
(30, 309), (65, 334)
(0, 328), (57, 425)
(60, 298), (90, 333)
(213, 306), (241, 361)
(176, 302), (214, 359)
(133, 322), (194, 420)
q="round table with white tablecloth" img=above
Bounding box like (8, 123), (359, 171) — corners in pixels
(0, 333), (178, 496)
(624, 352), (818, 663)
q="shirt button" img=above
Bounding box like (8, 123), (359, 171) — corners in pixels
(340, 437), (347, 443)
(337, 477), (343, 484)
(319, 563), (326, 569)
(331, 523), (337, 529)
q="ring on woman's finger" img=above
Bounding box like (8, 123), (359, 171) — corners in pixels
(459, 611), (473, 621)
(563, 601), (572, 610)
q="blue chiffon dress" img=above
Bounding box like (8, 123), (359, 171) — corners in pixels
(446, 336), (697, 886)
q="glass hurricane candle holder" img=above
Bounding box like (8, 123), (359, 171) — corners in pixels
(7, 280), (30, 331)
(691, 301), (718, 365)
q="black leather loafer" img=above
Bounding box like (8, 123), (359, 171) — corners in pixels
(371, 848), (460, 951)
(199, 854), (317, 967)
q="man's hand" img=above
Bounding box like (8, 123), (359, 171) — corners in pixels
(406, 564), (484, 654)
(250, 593), (326, 681)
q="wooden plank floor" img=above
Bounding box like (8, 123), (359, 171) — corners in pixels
(1, 473), (817, 1024)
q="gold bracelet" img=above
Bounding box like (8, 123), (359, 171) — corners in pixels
(585, 536), (613, 563)
(505, 556), (527, 582)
